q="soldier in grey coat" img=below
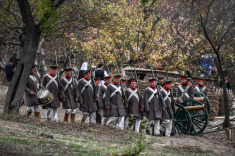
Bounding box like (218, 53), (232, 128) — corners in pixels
(78, 69), (97, 123)
(41, 65), (65, 121)
(194, 79), (208, 97)
(160, 80), (175, 137)
(24, 64), (41, 118)
(126, 78), (144, 133)
(144, 78), (166, 136)
(94, 77), (101, 124)
(176, 76), (194, 106)
(98, 76), (112, 125)
(106, 75), (127, 129)
(61, 67), (79, 123)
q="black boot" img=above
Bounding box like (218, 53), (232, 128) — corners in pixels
(146, 129), (150, 135)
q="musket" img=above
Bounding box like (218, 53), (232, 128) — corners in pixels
(89, 53), (96, 100)
(115, 62), (127, 108)
(150, 59), (163, 107)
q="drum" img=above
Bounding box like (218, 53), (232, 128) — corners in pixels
(37, 89), (54, 105)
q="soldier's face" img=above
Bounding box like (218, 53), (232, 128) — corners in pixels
(105, 79), (111, 84)
(165, 84), (171, 89)
(85, 72), (91, 79)
(114, 78), (120, 84)
(181, 79), (187, 84)
(159, 79), (164, 83)
(66, 72), (72, 78)
(150, 81), (156, 87)
(31, 67), (36, 74)
(50, 69), (57, 76)
(71, 64), (75, 67)
(199, 81), (203, 86)
(95, 81), (100, 86)
(130, 82), (136, 88)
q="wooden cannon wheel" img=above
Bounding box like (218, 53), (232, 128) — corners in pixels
(183, 99), (209, 135)
(174, 104), (192, 135)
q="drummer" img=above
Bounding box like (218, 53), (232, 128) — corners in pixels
(24, 64), (41, 118)
(41, 65), (65, 121)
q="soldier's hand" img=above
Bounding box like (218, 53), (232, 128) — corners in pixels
(80, 101), (83, 104)
(13, 67), (16, 72)
(106, 107), (110, 109)
(163, 107), (166, 111)
(147, 109), (150, 112)
(100, 107), (104, 109)
(141, 108), (144, 112)
(60, 96), (64, 99)
(41, 86), (44, 89)
(63, 98), (65, 102)
(125, 104), (128, 108)
(76, 98), (79, 102)
(30, 91), (35, 95)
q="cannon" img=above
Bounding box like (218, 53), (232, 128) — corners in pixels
(174, 99), (209, 135)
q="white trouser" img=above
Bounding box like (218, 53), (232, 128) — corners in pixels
(65, 109), (76, 114)
(101, 117), (108, 125)
(107, 116), (125, 129)
(135, 119), (141, 133)
(124, 117), (129, 129)
(46, 107), (58, 121)
(82, 112), (96, 123)
(27, 105), (41, 113)
(160, 119), (173, 137)
(146, 120), (161, 135)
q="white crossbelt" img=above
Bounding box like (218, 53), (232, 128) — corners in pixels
(147, 87), (158, 103)
(127, 88), (139, 102)
(63, 77), (73, 91)
(81, 78), (93, 94)
(196, 86), (206, 92)
(110, 84), (122, 98)
(45, 74), (58, 89)
(102, 84), (107, 99)
(29, 75), (39, 89)
(162, 89), (171, 103)
(179, 85), (190, 98)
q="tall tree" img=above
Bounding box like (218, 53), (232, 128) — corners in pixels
(4, 0), (65, 114)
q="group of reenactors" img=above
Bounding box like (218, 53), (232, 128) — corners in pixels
(24, 61), (208, 137)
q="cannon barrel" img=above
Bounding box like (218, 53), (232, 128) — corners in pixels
(175, 104), (205, 112)
(174, 97), (206, 103)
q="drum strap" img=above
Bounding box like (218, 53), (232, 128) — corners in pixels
(29, 75), (39, 89)
(147, 87), (158, 103)
(127, 88), (139, 102)
(63, 77), (73, 91)
(46, 74), (58, 89)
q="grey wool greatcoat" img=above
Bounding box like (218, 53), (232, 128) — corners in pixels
(98, 84), (110, 117)
(144, 87), (166, 120)
(195, 85), (208, 97)
(61, 77), (79, 109)
(160, 88), (175, 119)
(105, 83), (127, 117)
(176, 83), (194, 105)
(125, 88), (143, 119)
(77, 78), (97, 112)
(41, 74), (65, 108)
(24, 73), (41, 107)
